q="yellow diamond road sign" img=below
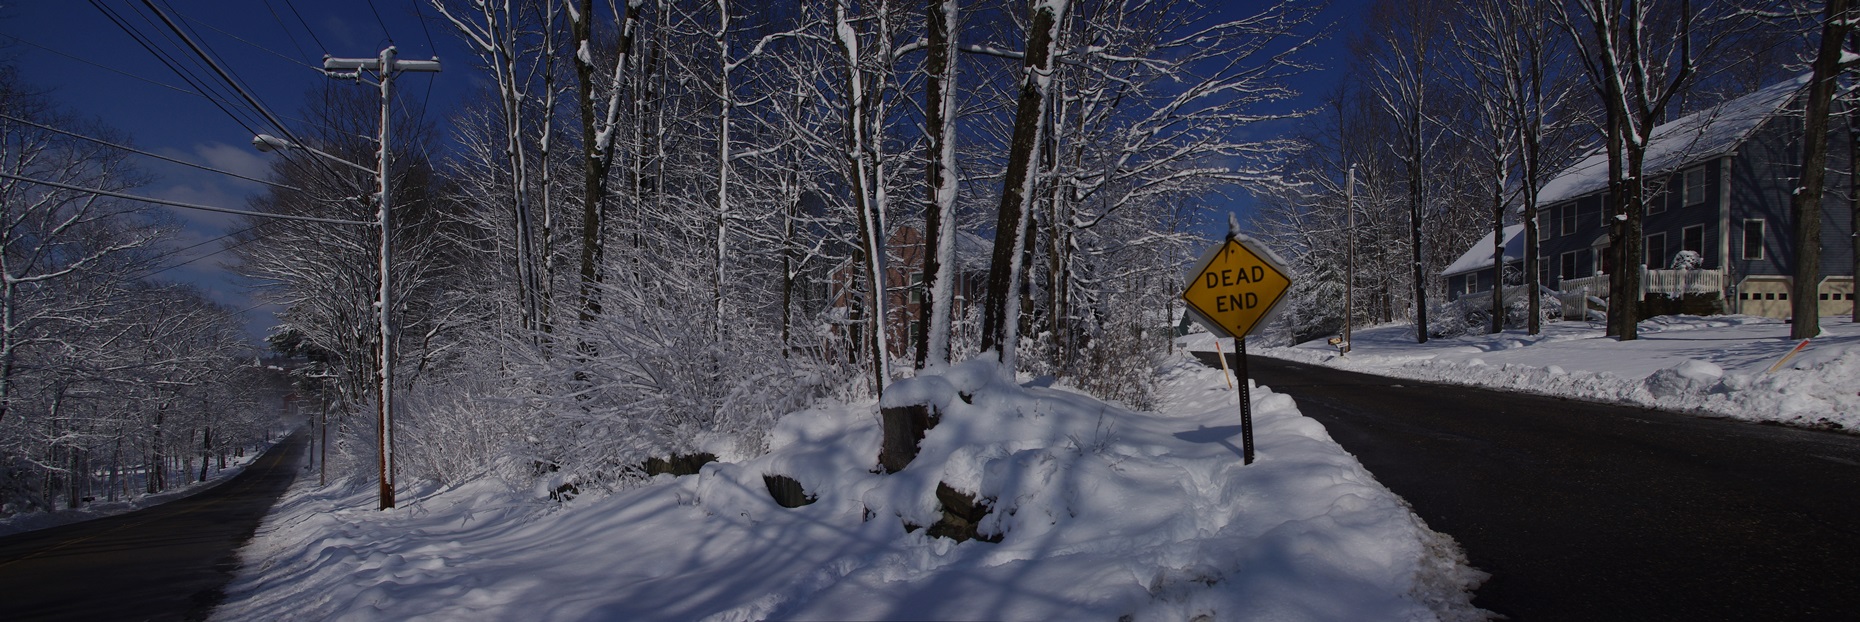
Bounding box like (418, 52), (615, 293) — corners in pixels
(1181, 235), (1293, 340)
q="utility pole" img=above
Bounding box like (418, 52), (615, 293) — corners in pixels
(323, 47), (440, 510)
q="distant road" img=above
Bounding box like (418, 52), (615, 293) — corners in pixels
(1193, 352), (1860, 620)
(0, 431), (304, 621)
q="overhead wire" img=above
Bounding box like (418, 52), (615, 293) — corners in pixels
(171, 6), (322, 73)
(0, 112), (303, 192)
(365, 0), (394, 45)
(261, 0), (314, 63)
(0, 171), (375, 226)
(280, 0), (328, 52)
(88, 0), (270, 140)
(0, 31), (200, 97)
(134, 0), (372, 199)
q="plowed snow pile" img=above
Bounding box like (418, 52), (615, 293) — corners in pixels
(216, 358), (1486, 621)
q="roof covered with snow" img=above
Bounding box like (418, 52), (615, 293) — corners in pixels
(1442, 223), (1527, 277)
(1536, 74), (1810, 206)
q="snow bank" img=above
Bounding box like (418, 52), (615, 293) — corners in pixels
(1251, 316), (1860, 432)
(216, 359), (1485, 621)
(0, 439), (272, 537)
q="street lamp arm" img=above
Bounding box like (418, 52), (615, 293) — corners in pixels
(252, 134), (375, 175)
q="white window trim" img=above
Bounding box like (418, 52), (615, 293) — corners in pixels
(1681, 224), (1705, 254)
(1683, 167), (1706, 206)
(1560, 204), (1577, 236)
(1741, 219), (1765, 260)
(1561, 250), (1581, 279)
(1645, 232), (1667, 269)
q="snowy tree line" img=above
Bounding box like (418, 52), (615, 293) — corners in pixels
(230, 0), (1322, 498)
(1250, 0), (1847, 344)
(0, 67), (284, 514)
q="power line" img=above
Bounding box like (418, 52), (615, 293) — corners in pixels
(261, 0), (314, 63)
(171, 6), (322, 73)
(137, 0), (366, 199)
(89, 0), (271, 140)
(137, 223), (277, 280)
(280, 0), (328, 52)
(365, 0), (393, 45)
(0, 112), (303, 192)
(0, 171), (375, 226)
(0, 31), (200, 97)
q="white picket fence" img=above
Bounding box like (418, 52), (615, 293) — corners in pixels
(1554, 269), (1723, 319)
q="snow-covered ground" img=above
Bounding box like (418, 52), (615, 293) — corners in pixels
(0, 441), (272, 538)
(215, 358), (1487, 621)
(1186, 315), (1859, 432)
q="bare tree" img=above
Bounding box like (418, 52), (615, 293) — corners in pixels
(980, 0), (1067, 371)
(1555, 0), (1750, 341)
(1789, 0), (1855, 338)
(1361, 0), (1453, 343)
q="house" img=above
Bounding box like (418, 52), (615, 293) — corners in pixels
(829, 223), (993, 357)
(1445, 75), (1855, 320)
(1443, 223), (1526, 303)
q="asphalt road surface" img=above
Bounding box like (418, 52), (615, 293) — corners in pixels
(0, 431), (304, 621)
(1194, 352), (1860, 620)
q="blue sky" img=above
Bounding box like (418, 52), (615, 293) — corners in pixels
(1, 0), (1364, 344)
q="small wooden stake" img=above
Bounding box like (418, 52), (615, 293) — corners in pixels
(1213, 338), (1234, 389)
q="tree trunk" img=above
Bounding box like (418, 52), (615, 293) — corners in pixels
(837, 0), (891, 393)
(1409, 151), (1428, 343)
(917, 0), (960, 370)
(981, 0), (1067, 370)
(1491, 160), (1505, 334)
(572, 0), (644, 327)
(1791, 0), (1850, 340)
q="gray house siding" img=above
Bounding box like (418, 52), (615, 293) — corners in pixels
(1726, 101), (1854, 281)
(1469, 77), (1854, 320)
(1640, 159), (1723, 269)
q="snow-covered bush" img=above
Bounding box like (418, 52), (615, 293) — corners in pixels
(507, 279), (856, 495)
(1430, 287), (1563, 338)
(1669, 250), (1703, 270)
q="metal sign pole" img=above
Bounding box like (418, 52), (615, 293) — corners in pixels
(1181, 224), (1291, 467)
(1235, 336), (1255, 465)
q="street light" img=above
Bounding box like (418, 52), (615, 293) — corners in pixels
(252, 134), (374, 174)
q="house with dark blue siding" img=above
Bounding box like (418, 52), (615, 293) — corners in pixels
(1445, 75), (1855, 320)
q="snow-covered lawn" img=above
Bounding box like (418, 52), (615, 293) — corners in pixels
(216, 358), (1486, 621)
(1194, 315), (1858, 432)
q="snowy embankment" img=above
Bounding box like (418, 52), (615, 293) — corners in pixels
(1195, 315), (1858, 432)
(216, 358), (1485, 621)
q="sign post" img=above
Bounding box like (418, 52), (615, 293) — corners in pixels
(1180, 230), (1292, 465)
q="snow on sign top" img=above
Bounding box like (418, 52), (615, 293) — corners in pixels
(1181, 235), (1293, 340)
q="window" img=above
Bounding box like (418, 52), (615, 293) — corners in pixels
(908, 272), (924, 306)
(1681, 224), (1704, 254)
(1645, 232), (1668, 269)
(1599, 193), (1611, 226)
(1742, 219), (1765, 260)
(1647, 188), (1667, 215)
(1561, 250), (1581, 280)
(1560, 204), (1577, 236)
(1683, 167), (1707, 206)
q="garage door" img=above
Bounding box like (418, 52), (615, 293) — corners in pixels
(1822, 277), (1855, 318)
(1737, 277), (1791, 319)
